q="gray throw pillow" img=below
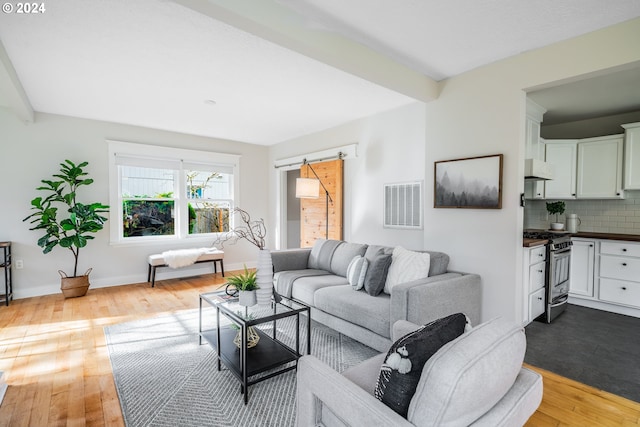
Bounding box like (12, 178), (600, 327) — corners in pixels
(374, 313), (469, 417)
(363, 253), (392, 296)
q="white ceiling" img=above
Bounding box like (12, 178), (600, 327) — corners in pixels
(528, 67), (640, 125)
(1, 0), (640, 145)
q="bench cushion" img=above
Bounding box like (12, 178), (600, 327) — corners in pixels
(148, 249), (224, 266)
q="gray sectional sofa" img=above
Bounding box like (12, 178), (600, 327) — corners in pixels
(271, 239), (482, 352)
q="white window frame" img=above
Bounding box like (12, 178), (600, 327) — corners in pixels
(108, 140), (240, 245)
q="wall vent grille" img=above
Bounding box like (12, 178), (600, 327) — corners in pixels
(384, 181), (423, 229)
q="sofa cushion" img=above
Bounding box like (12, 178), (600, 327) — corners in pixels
(291, 274), (349, 306)
(363, 253), (393, 296)
(407, 317), (526, 427)
(363, 245), (393, 264)
(314, 286), (391, 338)
(384, 247), (431, 294)
(374, 313), (468, 417)
(330, 242), (368, 276)
(274, 269), (330, 298)
(308, 239), (343, 271)
(426, 251), (450, 276)
(346, 256), (368, 290)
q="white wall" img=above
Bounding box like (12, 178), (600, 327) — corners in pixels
(270, 18), (640, 325)
(0, 110), (270, 298)
(270, 102), (427, 250)
(424, 18), (640, 322)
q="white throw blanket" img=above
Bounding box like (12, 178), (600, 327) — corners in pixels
(162, 247), (215, 269)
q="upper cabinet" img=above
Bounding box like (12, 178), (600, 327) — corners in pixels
(524, 99), (546, 200)
(576, 135), (624, 199)
(545, 140), (577, 199)
(543, 135), (624, 199)
(622, 122), (640, 190)
(525, 99), (546, 161)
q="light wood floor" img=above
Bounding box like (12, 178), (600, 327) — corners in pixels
(0, 273), (638, 426)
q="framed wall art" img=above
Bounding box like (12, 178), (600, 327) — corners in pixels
(434, 154), (503, 209)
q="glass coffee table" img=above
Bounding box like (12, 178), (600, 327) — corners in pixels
(198, 291), (311, 404)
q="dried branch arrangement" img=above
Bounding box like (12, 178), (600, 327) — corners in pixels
(212, 207), (266, 250)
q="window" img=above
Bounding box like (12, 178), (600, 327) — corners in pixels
(108, 141), (239, 244)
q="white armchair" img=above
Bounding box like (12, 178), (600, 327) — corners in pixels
(296, 318), (542, 427)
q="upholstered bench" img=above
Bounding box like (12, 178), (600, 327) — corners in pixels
(147, 249), (224, 287)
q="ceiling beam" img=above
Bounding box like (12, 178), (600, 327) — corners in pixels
(173, 0), (438, 103)
(0, 39), (34, 123)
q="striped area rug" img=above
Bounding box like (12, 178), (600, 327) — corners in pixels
(104, 308), (378, 426)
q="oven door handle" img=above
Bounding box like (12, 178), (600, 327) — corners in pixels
(551, 295), (568, 306)
(551, 247), (572, 256)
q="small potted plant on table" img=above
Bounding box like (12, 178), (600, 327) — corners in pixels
(226, 265), (259, 307)
(546, 201), (566, 231)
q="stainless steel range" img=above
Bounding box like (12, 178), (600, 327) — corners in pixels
(524, 230), (573, 323)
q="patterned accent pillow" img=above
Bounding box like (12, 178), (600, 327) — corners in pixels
(363, 253), (393, 296)
(346, 255), (368, 290)
(384, 246), (431, 294)
(374, 313), (469, 417)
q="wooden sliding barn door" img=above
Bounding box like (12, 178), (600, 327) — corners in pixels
(300, 159), (343, 247)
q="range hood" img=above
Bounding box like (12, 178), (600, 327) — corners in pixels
(524, 159), (554, 181)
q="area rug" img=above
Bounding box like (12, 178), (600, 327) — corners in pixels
(104, 308), (378, 427)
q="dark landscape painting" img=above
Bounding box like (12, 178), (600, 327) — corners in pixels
(434, 154), (503, 209)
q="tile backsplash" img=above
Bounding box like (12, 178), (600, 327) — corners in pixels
(524, 190), (640, 235)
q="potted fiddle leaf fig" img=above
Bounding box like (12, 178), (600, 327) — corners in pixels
(23, 160), (109, 298)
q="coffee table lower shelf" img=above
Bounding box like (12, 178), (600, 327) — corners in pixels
(200, 327), (299, 402)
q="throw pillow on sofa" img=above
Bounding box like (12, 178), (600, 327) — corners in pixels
(346, 255), (368, 290)
(363, 253), (392, 296)
(374, 313), (469, 417)
(384, 246), (431, 294)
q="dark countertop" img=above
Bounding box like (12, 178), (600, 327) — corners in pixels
(573, 231), (640, 242)
(523, 238), (548, 248)
(523, 231), (640, 247)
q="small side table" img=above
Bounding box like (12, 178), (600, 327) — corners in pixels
(199, 292), (311, 404)
(0, 242), (12, 306)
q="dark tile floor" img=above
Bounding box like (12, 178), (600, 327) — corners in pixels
(524, 304), (640, 403)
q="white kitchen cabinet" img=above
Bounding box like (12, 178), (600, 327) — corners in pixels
(524, 181), (544, 199)
(569, 238), (595, 298)
(599, 240), (640, 308)
(545, 141), (577, 199)
(599, 279), (640, 308)
(569, 238), (640, 316)
(529, 288), (546, 322)
(523, 245), (546, 324)
(524, 100), (546, 200)
(525, 99), (546, 161)
(622, 122), (640, 190)
(576, 135), (624, 199)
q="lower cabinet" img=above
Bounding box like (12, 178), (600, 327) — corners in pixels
(569, 238), (595, 298)
(523, 245), (546, 324)
(569, 238), (640, 317)
(600, 278), (640, 307)
(598, 241), (640, 309)
(528, 288), (546, 322)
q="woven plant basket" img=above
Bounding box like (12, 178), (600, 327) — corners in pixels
(59, 268), (92, 298)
